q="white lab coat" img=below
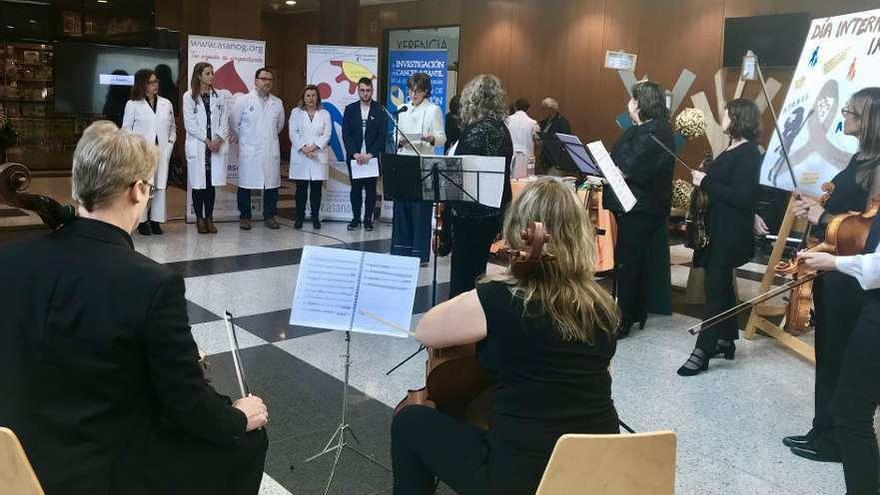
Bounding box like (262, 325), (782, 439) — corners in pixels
(396, 100), (445, 156)
(231, 92), (285, 189)
(183, 89), (231, 189)
(288, 106), (332, 181)
(505, 110), (539, 159)
(122, 96), (176, 189)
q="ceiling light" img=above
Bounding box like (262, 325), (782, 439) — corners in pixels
(29, 19), (38, 24)
(97, 0), (108, 3)
(5, 25), (14, 29)
(285, 0), (296, 5)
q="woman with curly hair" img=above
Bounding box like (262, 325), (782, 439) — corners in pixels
(448, 74), (514, 297)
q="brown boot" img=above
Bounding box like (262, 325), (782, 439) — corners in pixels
(196, 218), (209, 234)
(206, 217), (218, 234)
(264, 217), (279, 230)
(240, 218), (252, 230)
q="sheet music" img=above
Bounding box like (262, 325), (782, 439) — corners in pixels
(461, 155), (505, 208)
(290, 246), (419, 338)
(350, 157), (380, 179)
(586, 141), (637, 213)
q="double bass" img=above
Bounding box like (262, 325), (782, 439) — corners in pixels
(395, 222), (552, 426)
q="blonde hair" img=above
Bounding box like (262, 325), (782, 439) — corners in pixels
(72, 121), (157, 212)
(481, 178), (620, 342)
(459, 74), (508, 126)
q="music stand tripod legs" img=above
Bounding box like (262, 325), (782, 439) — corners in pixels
(304, 331), (390, 495)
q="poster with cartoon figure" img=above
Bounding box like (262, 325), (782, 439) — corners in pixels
(761, 8), (880, 195)
(306, 45), (380, 221)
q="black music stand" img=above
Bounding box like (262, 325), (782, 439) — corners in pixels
(382, 152), (506, 375)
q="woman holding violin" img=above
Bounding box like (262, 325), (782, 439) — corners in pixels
(604, 80), (675, 337)
(391, 178), (620, 495)
(448, 74), (514, 298)
(677, 99), (762, 376)
(783, 88), (880, 464)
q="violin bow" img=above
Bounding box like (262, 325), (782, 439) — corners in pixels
(649, 135), (696, 173)
(686, 270), (825, 335)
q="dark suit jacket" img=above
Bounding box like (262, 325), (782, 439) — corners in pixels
(342, 100), (387, 164)
(0, 218), (248, 494)
(694, 140), (762, 268)
(538, 113), (572, 169)
(605, 119), (675, 217)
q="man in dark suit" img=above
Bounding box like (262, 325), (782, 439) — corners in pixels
(0, 121), (269, 495)
(342, 77), (387, 231)
(537, 97), (572, 173)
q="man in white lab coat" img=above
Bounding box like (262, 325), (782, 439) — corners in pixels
(231, 68), (285, 230)
(504, 98), (539, 178)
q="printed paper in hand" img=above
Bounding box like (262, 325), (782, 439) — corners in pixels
(586, 141), (637, 213)
(350, 158), (380, 179)
(289, 246), (420, 337)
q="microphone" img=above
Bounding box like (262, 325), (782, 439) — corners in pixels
(393, 105), (409, 115)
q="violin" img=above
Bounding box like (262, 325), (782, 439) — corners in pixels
(0, 162), (74, 230)
(432, 202), (451, 257)
(684, 151), (713, 250)
(395, 222), (552, 426)
(773, 182), (835, 335)
(689, 193), (880, 335)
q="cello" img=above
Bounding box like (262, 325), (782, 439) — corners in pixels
(394, 222), (552, 426)
(0, 162), (74, 229)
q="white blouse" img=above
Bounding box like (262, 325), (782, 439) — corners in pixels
(396, 100), (445, 155)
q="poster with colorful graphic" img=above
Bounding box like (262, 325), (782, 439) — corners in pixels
(306, 44), (380, 221)
(760, 8), (880, 196)
(387, 49), (449, 115)
(186, 35), (266, 222)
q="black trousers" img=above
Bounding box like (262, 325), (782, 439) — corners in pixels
(830, 296), (880, 495)
(350, 177), (378, 222)
(695, 266), (739, 352)
(191, 168), (215, 219)
(294, 180), (323, 221)
(812, 272), (864, 449)
(614, 212), (665, 323)
(449, 214), (501, 298)
(391, 406), (545, 495)
(110, 428), (267, 495)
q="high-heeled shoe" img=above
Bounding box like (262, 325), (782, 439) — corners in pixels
(677, 349), (708, 376)
(709, 341), (736, 360)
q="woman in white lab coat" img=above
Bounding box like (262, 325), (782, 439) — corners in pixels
(183, 62), (230, 234)
(392, 73), (446, 264)
(122, 68), (176, 236)
(288, 84), (332, 229)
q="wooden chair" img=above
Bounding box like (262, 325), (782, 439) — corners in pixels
(0, 427), (44, 495)
(535, 431), (676, 495)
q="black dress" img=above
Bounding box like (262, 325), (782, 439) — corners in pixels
(391, 281), (619, 495)
(449, 118), (513, 297)
(693, 141), (762, 352)
(605, 119), (675, 325)
(809, 154), (880, 453)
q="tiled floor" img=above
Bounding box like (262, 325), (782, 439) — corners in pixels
(6, 215), (852, 494)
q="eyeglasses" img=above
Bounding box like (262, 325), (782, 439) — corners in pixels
(257, 77), (274, 82)
(132, 180), (157, 198)
(841, 107), (861, 118)
(408, 88), (426, 95)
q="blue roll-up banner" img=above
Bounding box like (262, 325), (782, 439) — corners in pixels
(387, 49), (449, 114)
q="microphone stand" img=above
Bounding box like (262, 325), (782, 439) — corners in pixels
(381, 104), (432, 375)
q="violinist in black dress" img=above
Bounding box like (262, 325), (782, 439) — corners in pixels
(677, 99), (762, 376)
(783, 88), (880, 464)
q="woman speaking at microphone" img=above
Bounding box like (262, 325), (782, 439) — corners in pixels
(676, 98), (762, 376)
(391, 178), (620, 495)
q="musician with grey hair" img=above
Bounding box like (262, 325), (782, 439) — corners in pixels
(538, 97), (571, 173)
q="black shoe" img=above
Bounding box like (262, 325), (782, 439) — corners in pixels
(149, 221), (163, 235)
(312, 219), (321, 229)
(638, 316), (647, 330)
(363, 220), (374, 231)
(782, 432), (815, 449)
(790, 445), (842, 463)
(347, 219), (361, 230)
(294, 219), (303, 230)
(677, 349), (709, 376)
(137, 222), (151, 235)
(710, 340), (736, 360)
(617, 320), (634, 339)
